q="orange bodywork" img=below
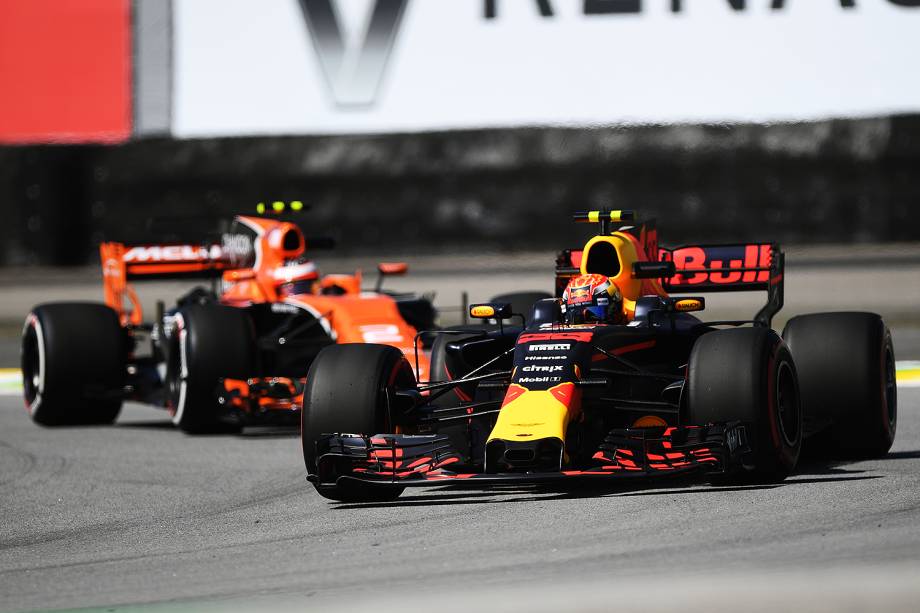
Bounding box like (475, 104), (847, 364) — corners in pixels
(285, 293), (429, 382)
(100, 214), (430, 413)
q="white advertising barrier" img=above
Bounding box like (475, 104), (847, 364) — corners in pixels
(174, 0), (920, 136)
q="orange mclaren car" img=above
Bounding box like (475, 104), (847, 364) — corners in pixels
(21, 207), (435, 433)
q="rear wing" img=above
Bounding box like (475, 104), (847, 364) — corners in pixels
(660, 243), (784, 327)
(555, 240), (784, 327)
(100, 241), (231, 326)
(104, 241), (229, 280)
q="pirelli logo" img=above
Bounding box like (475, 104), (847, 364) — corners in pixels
(528, 343), (571, 352)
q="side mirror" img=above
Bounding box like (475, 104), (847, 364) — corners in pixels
(375, 262), (408, 292)
(469, 303), (512, 320)
(671, 297), (705, 312)
(378, 262), (408, 276)
(633, 261), (676, 279)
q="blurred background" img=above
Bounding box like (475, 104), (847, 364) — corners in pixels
(0, 0), (918, 347)
(2, 5), (920, 612)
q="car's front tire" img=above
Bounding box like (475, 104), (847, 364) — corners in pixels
(167, 304), (254, 434)
(302, 343), (415, 502)
(687, 327), (802, 483)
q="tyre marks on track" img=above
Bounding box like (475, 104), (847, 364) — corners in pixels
(0, 438), (67, 490)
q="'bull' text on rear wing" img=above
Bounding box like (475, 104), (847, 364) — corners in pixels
(661, 242), (784, 327)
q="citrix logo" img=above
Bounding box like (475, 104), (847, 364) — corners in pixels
(298, 0), (408, 107)
(522, 365), (564, 373)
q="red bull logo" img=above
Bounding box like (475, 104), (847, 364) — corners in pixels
(567, 285), (592, 304)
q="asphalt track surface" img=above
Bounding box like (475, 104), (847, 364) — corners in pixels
(1, 387), (919, 613)
(2, 250), (920, 612)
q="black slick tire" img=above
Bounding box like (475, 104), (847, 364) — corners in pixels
(687, 327), (802, 483)
(782, 312), (896, 458)
(167, 304), (254, 434)
(21, 303), (125, 426)
(301, 343), (415, 502)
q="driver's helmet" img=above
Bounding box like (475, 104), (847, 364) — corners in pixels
(561, 273), (624, 324)
(273, 255), (319, 297)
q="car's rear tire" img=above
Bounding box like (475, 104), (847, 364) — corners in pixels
(22, 303), (125, 426)
(687, 327), (802, 483)
(782, 312), (896, 458)
(167, 304), (254, 434)
(302, 343), (415, 502)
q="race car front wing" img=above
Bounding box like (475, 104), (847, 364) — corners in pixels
(308, 422), (750, 492)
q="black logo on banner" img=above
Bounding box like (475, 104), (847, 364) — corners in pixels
(296, 0), (919, 107)
(484, 0), (920, 17)
(298, 0), (408, 107)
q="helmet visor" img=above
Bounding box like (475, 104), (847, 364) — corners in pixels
(565, 304), (608, 324)
(582, 305), (607, 322)
(279, 279), (316, 297)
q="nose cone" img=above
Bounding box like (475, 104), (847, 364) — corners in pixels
(485, 383), (580, 471)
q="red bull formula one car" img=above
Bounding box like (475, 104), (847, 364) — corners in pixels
(21, 204), (435, 433)
(301, 210), (897, 501)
